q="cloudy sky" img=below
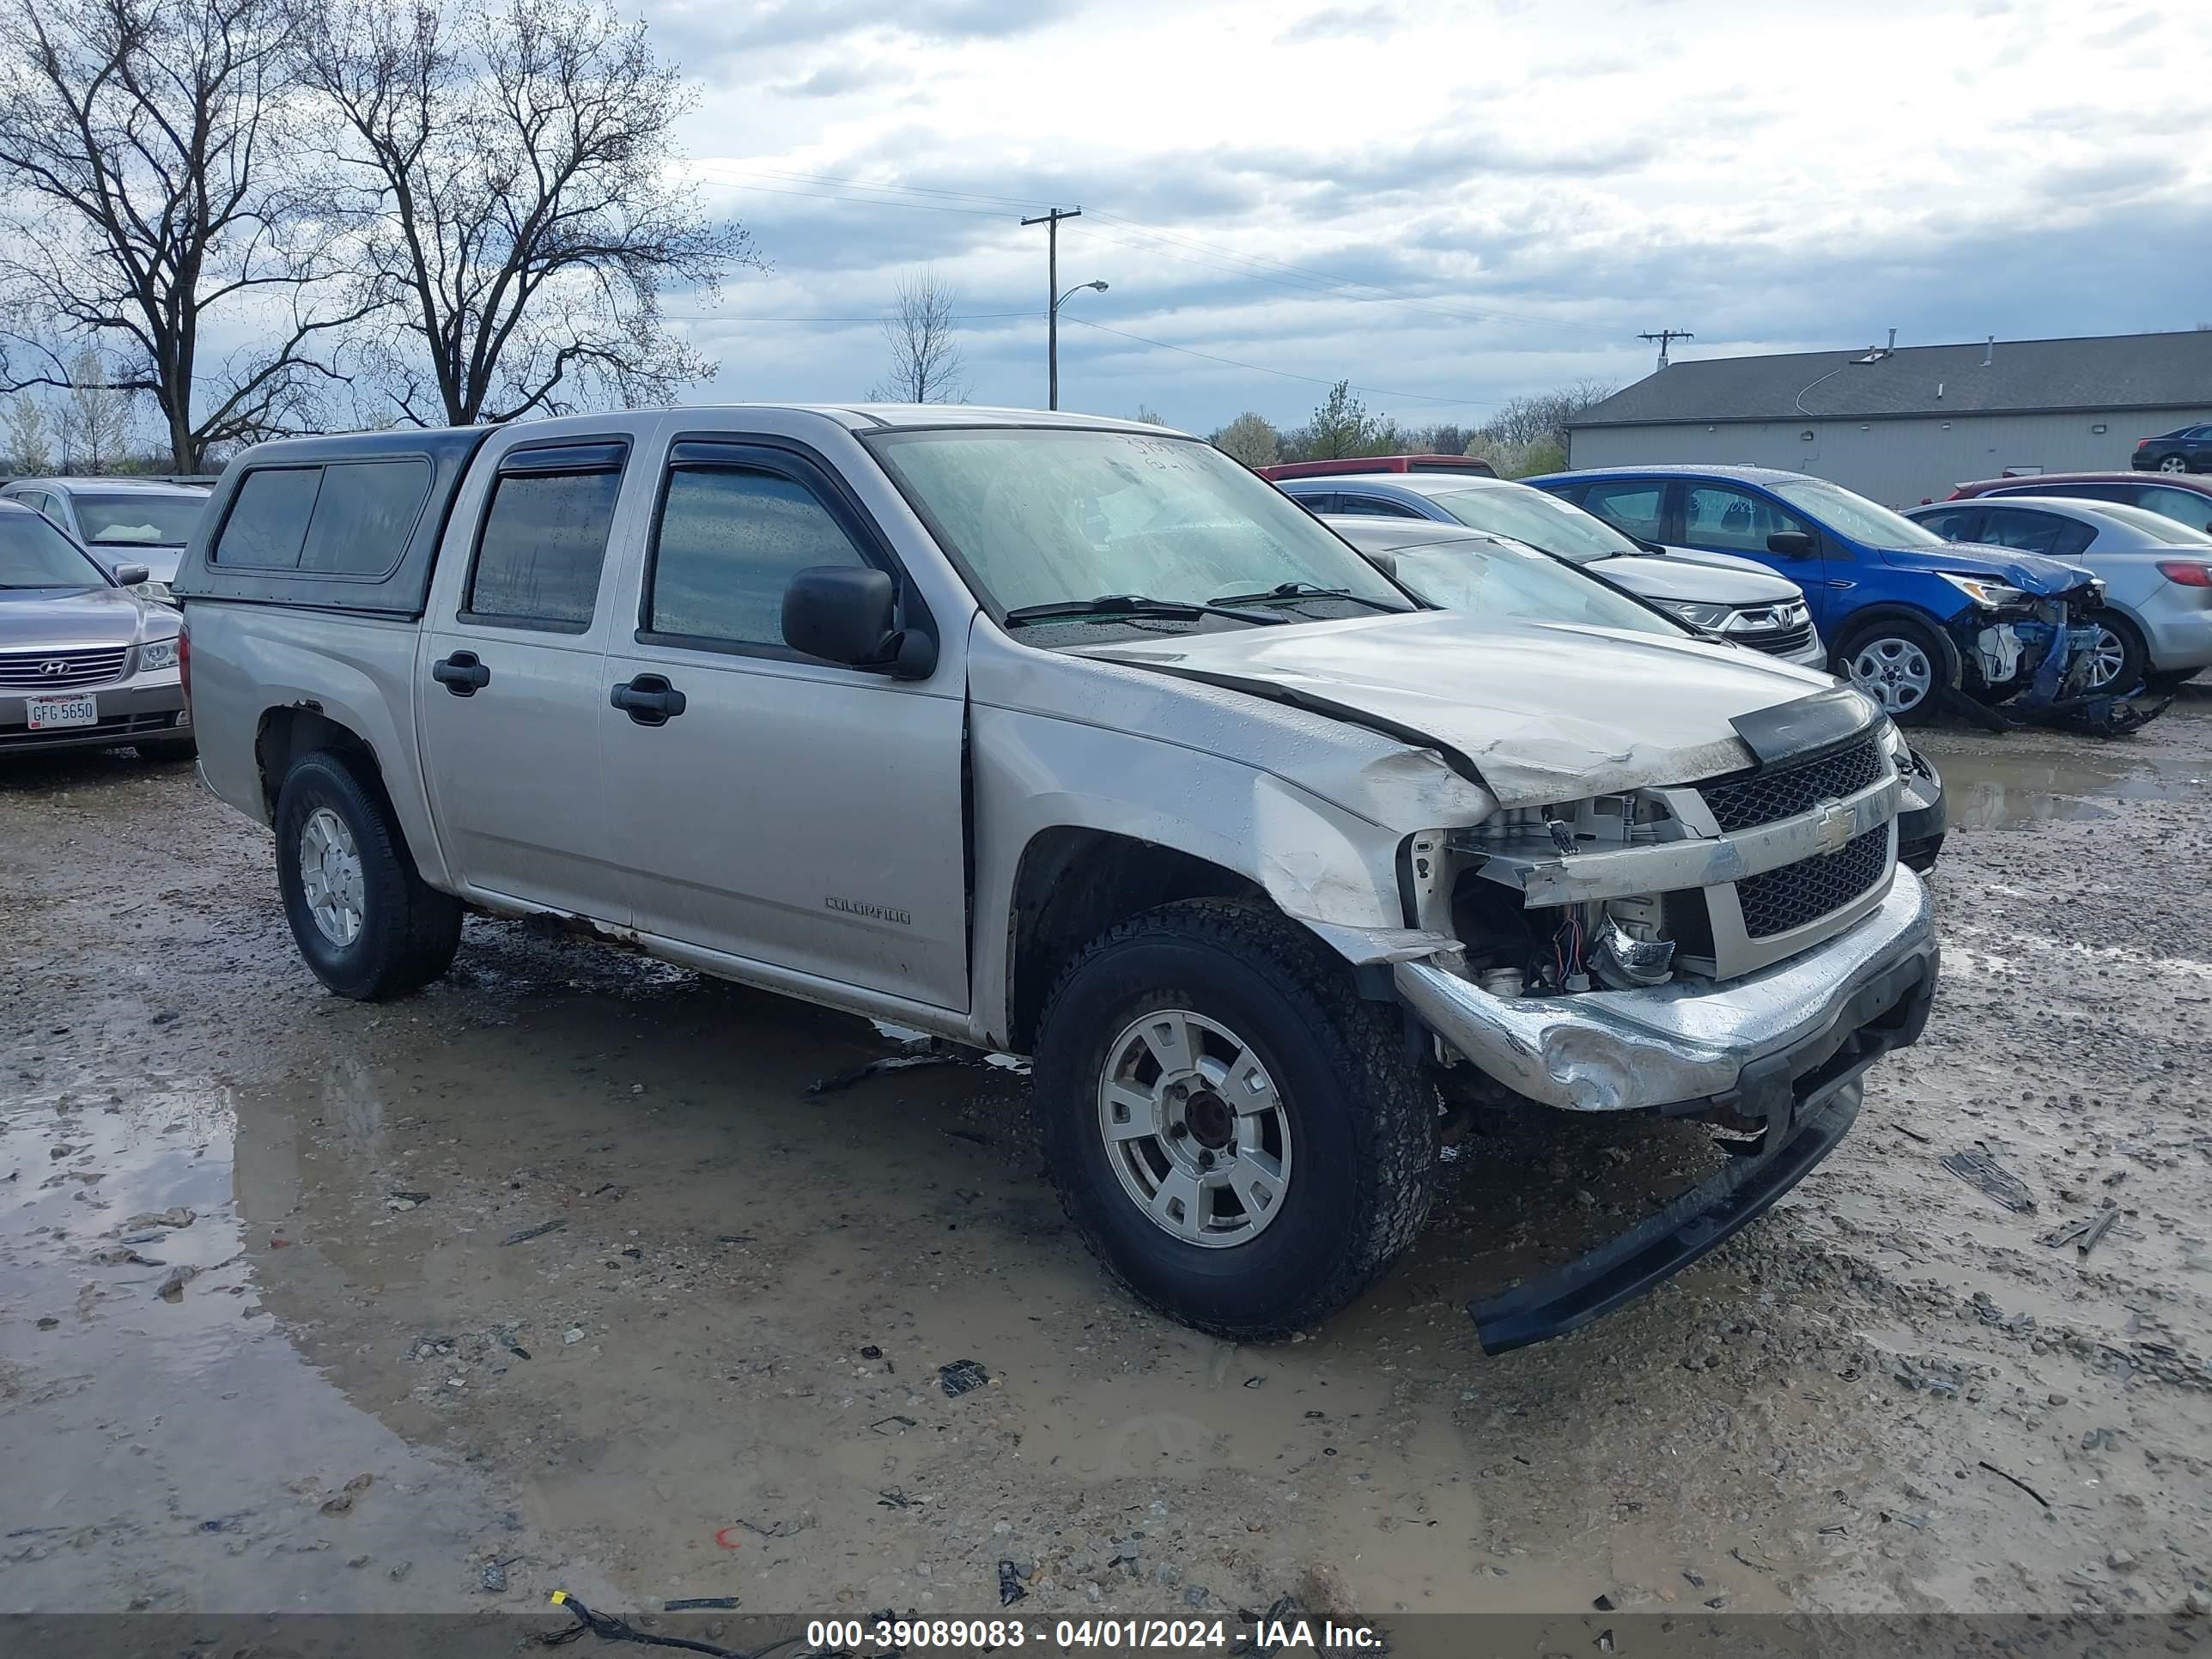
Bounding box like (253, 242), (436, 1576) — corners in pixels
(646, 0), (2210, 434)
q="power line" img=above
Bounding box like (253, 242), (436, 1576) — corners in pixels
(696, 163), (1617, 343)
(1060, 317), (1501, 409)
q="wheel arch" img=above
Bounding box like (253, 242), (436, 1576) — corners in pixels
(1003, 829), (1261, 1054)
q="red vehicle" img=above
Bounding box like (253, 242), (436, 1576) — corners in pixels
(1944, 472), (2212, 535)
(1258, 453), (1497, 481)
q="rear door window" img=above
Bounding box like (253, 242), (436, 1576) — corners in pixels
(1977, 507), (2094, 560)
(1680, 484), (1806, 551)
(1579, 480), (1666, 540)
(213, 468), (321, 568)
(465, 445), (627, 630)
(1332, 492), (1424, 519)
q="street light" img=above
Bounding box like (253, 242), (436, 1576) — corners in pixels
(1048, 279), (1108, 410)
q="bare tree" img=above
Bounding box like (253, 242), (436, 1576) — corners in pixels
(1210, 411), (1279, 469)
(2, 393), (53, 473)
(1134, 404), (1168, 426)
(0, 0), (363, 470)
(58, 345), (133, 471)
(301, 0), (760, 427)
(867, 268), (967, 404)
(1476, 378), (1620, 453)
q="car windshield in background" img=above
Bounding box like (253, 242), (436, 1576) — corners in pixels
(1427, 488), (1643, 563)
(869, 428), (1412, 619)
(1770, 477), (1947, 548)
(0, 511), (106, 588)
(2092, 502), (2212, 545)
(75, 494), (207, 545)
(1389, 540), (1691, 639)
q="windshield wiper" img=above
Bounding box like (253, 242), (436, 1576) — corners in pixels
(1003, 592), (1286, 627)
(1208, 580), (1406, 613)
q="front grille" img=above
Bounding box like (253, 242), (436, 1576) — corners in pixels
(1736, 827), (1889, 938)
(0, 645), (131, 688)
(1699, 736), (1885, 834)
(0, 710), (173, 748)
(1745, 623), (1816, 657)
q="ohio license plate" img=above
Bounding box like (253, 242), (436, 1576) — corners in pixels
(25, 692), (97, 730)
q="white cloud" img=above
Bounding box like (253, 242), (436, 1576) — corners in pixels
(652, 0), (2212, 433)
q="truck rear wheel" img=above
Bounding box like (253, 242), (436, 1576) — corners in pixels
(274, 751), (461, 1000)
(1032, 899), (1434, 1340)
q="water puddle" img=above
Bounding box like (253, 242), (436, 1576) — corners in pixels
(1932, 747), (2209, 830)
(0, 1079), (611, 1613)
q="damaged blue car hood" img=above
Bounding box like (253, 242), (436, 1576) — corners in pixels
(1877, 541), (2093, 592)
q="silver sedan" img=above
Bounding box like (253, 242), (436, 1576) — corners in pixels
(1906, 496), (2212, 692)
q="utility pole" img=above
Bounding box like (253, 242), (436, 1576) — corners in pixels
(1021, 206), (1082, 409)
(1638, 329), (1694, 371)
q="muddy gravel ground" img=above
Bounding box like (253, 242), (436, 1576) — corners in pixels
(9, 700), (2212, 1635)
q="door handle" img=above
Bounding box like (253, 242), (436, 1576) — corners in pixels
(432, 651), (490, 696)
(611, 672), (686, 726)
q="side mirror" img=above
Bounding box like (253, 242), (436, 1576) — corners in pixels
(1765, 531), (1815, 557)
(112, 562), (150, 588)
(781, 565), (936, 679)
(1358, 549), (1399, 579)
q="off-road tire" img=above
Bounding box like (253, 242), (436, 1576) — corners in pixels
(135, 735), (198, 763)
(1032, 898), (1434, 1339)
(274, 750), (461, 1000)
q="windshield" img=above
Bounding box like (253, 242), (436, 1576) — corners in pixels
(0, 510), (108, 587)
(1426, 486), (1642, 563)
(1771, 477), (1946, 548)
(2091, 501), (2212, 545)
(1388, 538), (1690, 638)
(73, 492), (207, 545)
(869, 428), (1411, 618)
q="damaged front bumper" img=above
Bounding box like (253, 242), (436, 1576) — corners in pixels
(1395, 865), (1936, 1113)
(1413, 870), (1937, 1354)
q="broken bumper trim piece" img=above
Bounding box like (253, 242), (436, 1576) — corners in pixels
(1472, 1079), (1865, 1356)
(1394, 865), (1936, 1112)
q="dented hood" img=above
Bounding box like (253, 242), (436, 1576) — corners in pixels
(1069, 611), (1851, 808)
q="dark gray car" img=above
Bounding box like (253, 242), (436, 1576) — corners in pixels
(0, 501), (191, 759)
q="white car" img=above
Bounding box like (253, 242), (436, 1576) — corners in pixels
(0, 477), (212, 603)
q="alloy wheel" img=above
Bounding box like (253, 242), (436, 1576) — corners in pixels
(299, 806), (366, 946)
(1096, 1008), (1293, 1249)
(1846, 635), (1934, 715)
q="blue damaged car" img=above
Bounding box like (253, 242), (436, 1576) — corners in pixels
(1528, 464), (2123, 727)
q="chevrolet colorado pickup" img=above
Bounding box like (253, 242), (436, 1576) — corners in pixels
(173, 406), (1939, 1351)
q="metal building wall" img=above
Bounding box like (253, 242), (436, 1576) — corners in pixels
(1565, 405), (2212, 506)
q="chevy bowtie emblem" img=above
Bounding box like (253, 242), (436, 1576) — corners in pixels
(1814, 800), (1854, 856)
(39, 660), (69, 676)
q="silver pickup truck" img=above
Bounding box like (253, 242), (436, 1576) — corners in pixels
(173, 406), (1939, 1352)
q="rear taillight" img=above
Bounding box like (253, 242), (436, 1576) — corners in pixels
(177, 623), (191, 702)
(2137, 437), (2154, 449)
(2156, 560), (2212, 586)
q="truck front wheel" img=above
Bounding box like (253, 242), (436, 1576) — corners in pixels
(273, 751), (462, 1000)
(1032, 900), (1434, 1340)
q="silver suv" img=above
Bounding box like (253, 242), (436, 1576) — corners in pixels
(1274, 471), (1826, 668)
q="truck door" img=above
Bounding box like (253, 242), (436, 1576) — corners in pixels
(598, 437), (969, 1014)
(416, 436), (640, 920)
